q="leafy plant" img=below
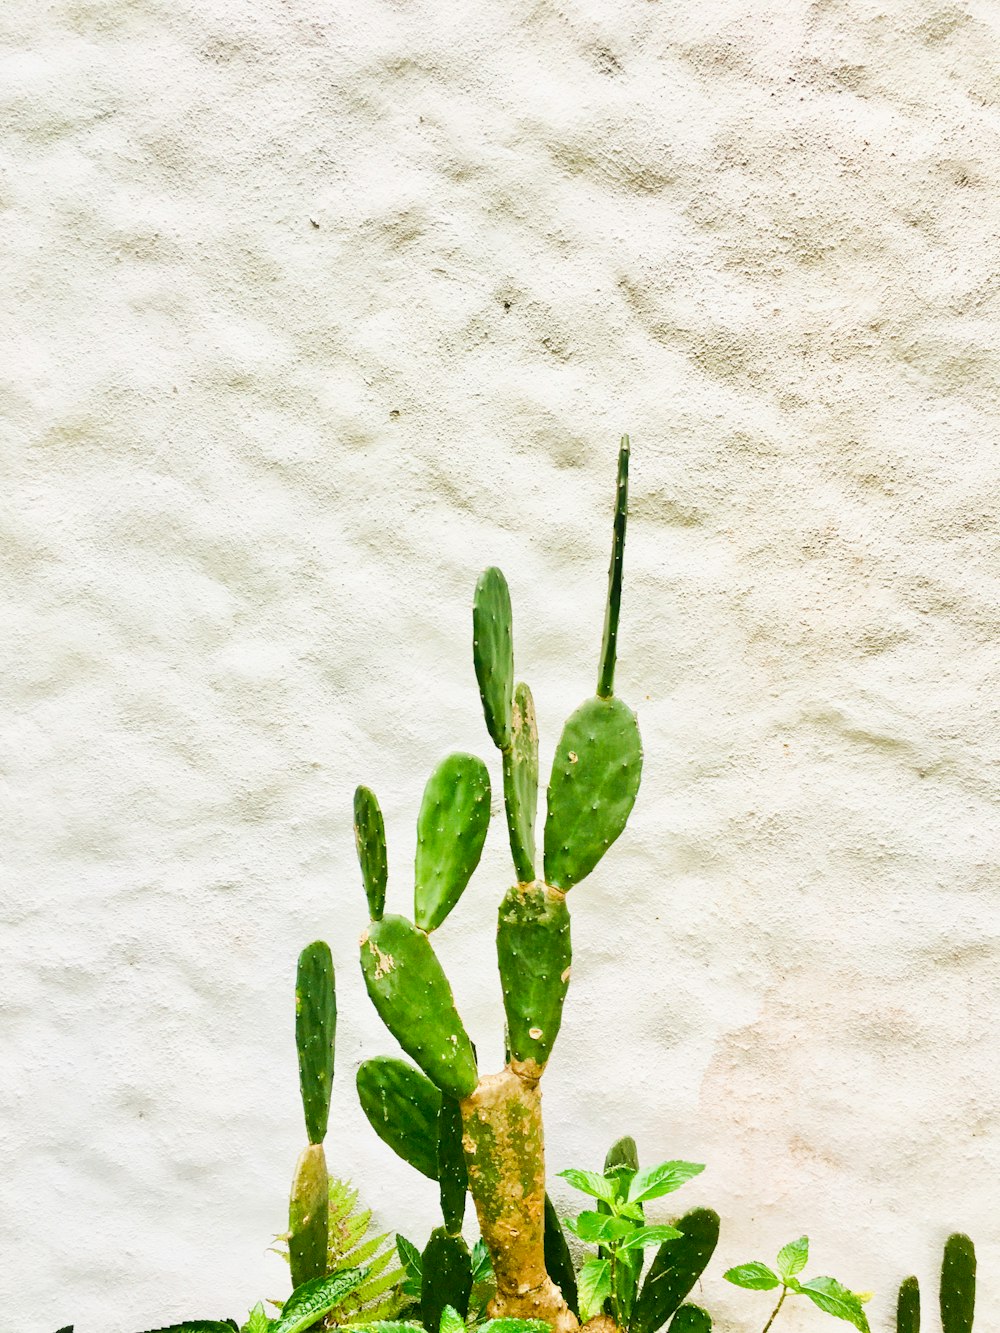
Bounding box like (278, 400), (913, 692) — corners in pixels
(724, 1238), (871, 1333)
(559, 1154), (705, 1327)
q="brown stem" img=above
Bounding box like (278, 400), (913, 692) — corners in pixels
(762, 1286), (789, 1333)
(461, 1065), (578, 1333)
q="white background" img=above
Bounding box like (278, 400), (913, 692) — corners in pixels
(2, 2), (998, 1331)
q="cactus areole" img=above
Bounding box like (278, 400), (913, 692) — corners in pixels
(353, 440), (641, 1332)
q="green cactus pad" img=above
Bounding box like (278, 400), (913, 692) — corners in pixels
(356, 1056), (442, 1181)
(544, 1193), (579, 1317)
(543, 695), (642, 890)
(605, 1135), (640, 1174)
(360, 914), (478, 1099)
(354, 786), (388, 921)
(940, 1234), (975, 1333)
(497, 882), (571, 1073)
(421, 1228), (473, 1332)
(437, 1094), (468, 1235)
(669, 1306), (712, 1333)
(289, 1143), (330, 1291)
(598, 437), (630, 700)
(897, 1277), (920, 1333)
(473, 567), (515, 751)
(414, 753), (492, 933)
(295, 941), (336, 1146)
(631, 1208), (720, 1333)
(502, 681), (539, 883)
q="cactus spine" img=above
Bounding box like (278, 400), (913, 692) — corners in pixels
(289, 941), (337, 1289)
(353, 440), (643, 1333)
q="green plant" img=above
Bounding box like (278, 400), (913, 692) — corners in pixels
(559, 1146), (715, 1332)
(352, 440), (641, 1331)
(893, 1233), (977, 1333)
(724, 1237), (870, 1333)
(289, 942), (337, 1290)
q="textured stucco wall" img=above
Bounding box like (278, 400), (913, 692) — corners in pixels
(2, 2), (998, 1331)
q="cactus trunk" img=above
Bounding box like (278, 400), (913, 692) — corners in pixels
(460, 1066), (577, 1333)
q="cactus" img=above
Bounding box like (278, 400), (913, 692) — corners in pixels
(630, 1208), (720, 1333)
(353, 440), (643, 1333)
(668, 1307), (712, 1333)
(896, 1276), (920, 1333)
(940, 1234), (975, 1333)
(414, 753), (491, 933)
(357, 1056), (442, 1181)
(289, 941), (336, 1289)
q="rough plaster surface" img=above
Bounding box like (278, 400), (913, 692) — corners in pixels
(2, 1), (999, 1330)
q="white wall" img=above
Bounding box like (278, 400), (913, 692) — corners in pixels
(2, 2), (998, 1330)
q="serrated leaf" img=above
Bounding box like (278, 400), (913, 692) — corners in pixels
(627, 1161), (705, 1205)
(480, 1322), (551, 1333)
(798, 1278), (871, 1333)
(439, 1306), (466, 1333)
(396, 1236), (422, 1281)
(619, 1225), (684, 1252)
(574, 1211), (637, 1244)
(243, 1306), (272, 1333)
(558, 1168), (617, 1205)
(777, 1238), (809, 1279)
(578, 1257), (613, 1322)
(272, 1268), (367, 1333)
(723, 1263), (781, 1291)
(472, 1239), (494, 1284)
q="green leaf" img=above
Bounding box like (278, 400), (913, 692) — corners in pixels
(578, 1257), (613, 1322)
(480, 1322), (551, 1333)
(574, 1211), (638, 1244)
(619, 1225), (684, 1252)
(243, 1305), (272, 1333)
(777, 1238), (809, 1280)
(143, 1325), (238, 1332)
(396, 1236), (422, 1281)
(439, 1306), (466, 1333)
(272, 1268), (367, 1333)
(558, 1168), (617, 1205)
(472, 1238), (494, 1285)
(627, 1161), (705, 1205)
(798, 1278), (871, 1333)
(723, 1263), (781, 1291)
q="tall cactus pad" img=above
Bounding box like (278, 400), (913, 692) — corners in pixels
(940, 1234), (975, 1333)
(544, 1194), (579, 1317)
(497, 882), (571, 1075)
(354, 786), (388, 921)
(474, 566), (515, 751)
(598, 437), (630, 700)
(437, 1095), (468, 1235)
(296, 942), (336, 1146)
(604, 1135), (639, 1174)
(414, 753), (492, 933)
(503, 681), (539, 884)
(356, 1056), (442, 1181)
(631, 1208), (720, 1333)
(543, 696), (642, 890)
(289, 1143), (330, 1290)
(669, 1307), (712, 1333)
(897, 1277), (920, 1333)
(421, 1228), (474, 1332)
(360, 914), (478, 1099)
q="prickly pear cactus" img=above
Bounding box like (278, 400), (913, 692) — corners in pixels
(940, 1234), (976, 1333)
(353, 441), (644, 1333)
(630, 1208), (720, 1333)
(289, 942), (337, 1289)
(897, 1276), (920, 1333)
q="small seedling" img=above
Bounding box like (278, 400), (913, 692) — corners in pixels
(559, 1157), (705, 1325)
(724, 1238), (871, 1333)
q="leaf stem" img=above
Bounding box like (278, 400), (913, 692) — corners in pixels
(762, 1285), (790, 1333)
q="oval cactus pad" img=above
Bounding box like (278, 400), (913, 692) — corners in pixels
(414, 753), (491, 932)
(295, 941), (336, 1145)
(354, 785), (388, 921)
(356, 1055), (442, 1180)
(360, 914), (478, 1099)
(543, 695), (642, 890)
(473, 566), (515, 750)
